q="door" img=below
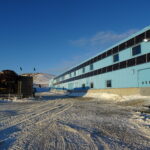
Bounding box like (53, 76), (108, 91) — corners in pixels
(138, 68), (150, 87)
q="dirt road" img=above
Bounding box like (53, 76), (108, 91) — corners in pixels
(0, 92), (150, 150)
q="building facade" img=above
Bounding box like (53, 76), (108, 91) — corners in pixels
(49, 26), (150, 94)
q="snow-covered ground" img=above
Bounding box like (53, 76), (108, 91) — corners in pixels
(0, 92), (150, 150)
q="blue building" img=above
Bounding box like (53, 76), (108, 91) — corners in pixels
(49, 26), (150, 95)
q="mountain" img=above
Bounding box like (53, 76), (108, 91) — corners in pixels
(22, 73), (55, 87)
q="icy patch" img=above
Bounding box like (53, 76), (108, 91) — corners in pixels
(69, 92), (122, 101)
(122, 94), (150, 101)
(69, 92), (150, 103)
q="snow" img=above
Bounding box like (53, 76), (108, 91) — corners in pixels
(0, 92), (150, 150)
(69, 92), (122, 101)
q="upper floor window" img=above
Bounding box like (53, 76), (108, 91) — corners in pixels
(90, 64), (93, 70)
(132, 45), (141, 56)
(113, 54), (119, 62)
(74, 71), (76, 76)
(70, 73), (72, 78)
(82, 67), (85, 73)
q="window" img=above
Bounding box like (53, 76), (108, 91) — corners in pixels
(132, 45), (141, 56)
(93, 57), (97, 63)
(127, 38), (134, 48)
(82, 84), (85, 88)
(136, 55), (146, 65)
(146, 30), (150, 39)
(107, 49), (112, 56)
(106, 80), (112, 88)
(82, 67), (85, 73)
(74, 71), (76, 76)
(112, 46), (118, 54)
(127, 58), (136, 67)
(90, 64), (93, 70)
(70, 73), (72, 78)
(107, 65), (113, 72)
(97, 54), (101, 61)
(120, 61), (126, 69)
(147, 53), (150, 62)
(113, 63), (119, 70)
(101, 52), (107, 59)
(93, 70), (98, 75)
(135, 33), (145, 44)
(113, 54), (119, 62)
(97, 69), (102, 74)
(90, 82), (94, 88)
(119, 43), (126, 51)
(101, 67), (107, 73)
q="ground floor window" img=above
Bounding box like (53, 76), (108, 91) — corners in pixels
(90, 82), (94, 88)
(82, 84), (85, 88)
(106, 80), (112, 88)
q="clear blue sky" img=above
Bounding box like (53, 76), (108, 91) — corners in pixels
(0, 0), (149, 75)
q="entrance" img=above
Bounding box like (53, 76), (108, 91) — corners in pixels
(138, 68), (150, 87)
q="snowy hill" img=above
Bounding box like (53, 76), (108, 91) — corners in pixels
(22, 73), (55, 87)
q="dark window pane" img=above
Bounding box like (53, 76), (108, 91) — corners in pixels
(113, 54), (119, 62)
(120, 61), (127, 69)
(106, 80), (112, 88)
(135, 33), (145, 44)
(112, 46), (118, 54)
(101, 52), (107, 59)
(132, 45), (141, 56)
(83, 62), (87, 67)
(97, 55), (101, 61)
(98, 69), (102, 74)
(107, 65), (113, 72)
(90, 64), (94, 70)
(136, 55), (146, 65)
(113, 63), (119, 70)
(119, 43), (126, 51)
(85, 61), (89, 66)
(127, 58), (136, 67)
(91, 71), (94, 76)
(101, 67), (107, 73)
(146, 30), (150, 38)
(89, 59), (93, 64)
(147, 53), (150, 62)
(90, 82), (94, 88)
(107, 49), (112, 56)
(127, 38), (134, 47)
(93, 57), (97, 62)
(93, 70), (98, 75)
(82, 84), (85, 88)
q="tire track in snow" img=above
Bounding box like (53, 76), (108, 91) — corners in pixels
(0, 100), (63, 130)
(9, 101), (74, 150)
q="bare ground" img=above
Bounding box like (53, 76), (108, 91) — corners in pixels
(0, 92), (150, 150)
